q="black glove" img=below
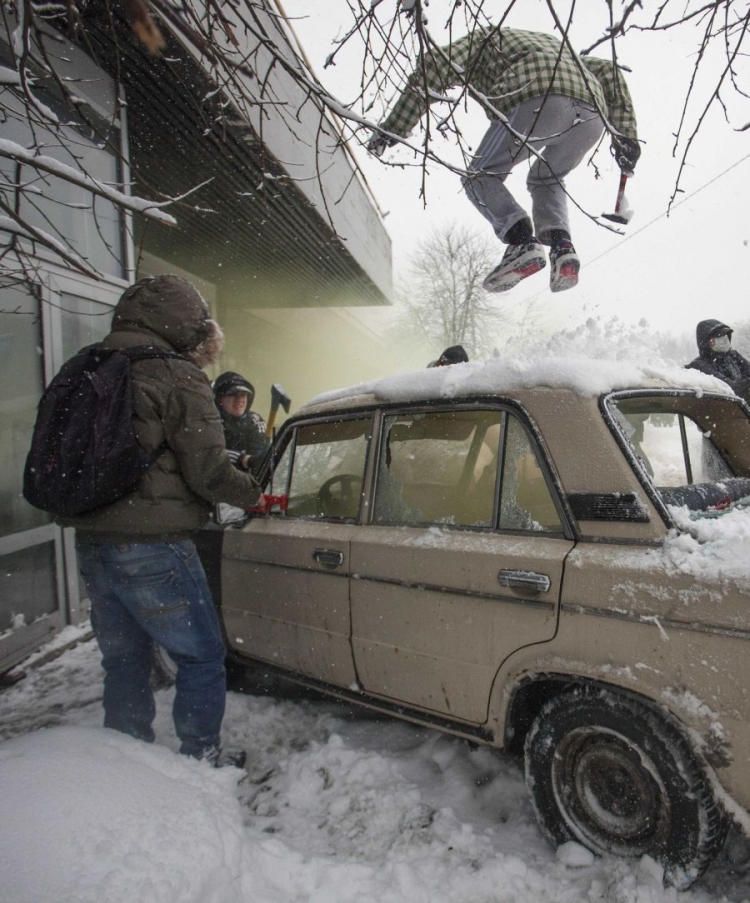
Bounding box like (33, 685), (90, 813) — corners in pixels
(611, 135), (641, 174)
(367, 132), (396, 158)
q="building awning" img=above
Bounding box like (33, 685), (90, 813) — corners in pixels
(83, 0), (392, 310)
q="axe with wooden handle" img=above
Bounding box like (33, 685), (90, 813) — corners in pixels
(265, 383), (291, 437)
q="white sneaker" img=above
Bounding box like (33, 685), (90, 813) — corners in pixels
(483, 239), (546, 293)
(549, 240), (580, 293)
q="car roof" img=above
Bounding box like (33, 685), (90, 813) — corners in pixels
(298, 355), (733, 417)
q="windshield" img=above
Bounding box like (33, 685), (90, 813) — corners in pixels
(608, 393), (750, 513)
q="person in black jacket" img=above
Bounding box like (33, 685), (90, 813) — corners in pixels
(686, 320), (750, 402)
(213, 371), (271, 471)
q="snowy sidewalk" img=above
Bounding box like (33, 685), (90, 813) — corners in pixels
(1, 631), (749, 903)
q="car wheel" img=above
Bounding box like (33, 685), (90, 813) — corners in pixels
(524, 685), (727, 888)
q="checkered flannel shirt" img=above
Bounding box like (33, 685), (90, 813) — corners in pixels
(380, 26), (638, 141)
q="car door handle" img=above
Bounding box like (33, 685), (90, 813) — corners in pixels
(313, 549), (344, 569)
(497, 569), (551, 595)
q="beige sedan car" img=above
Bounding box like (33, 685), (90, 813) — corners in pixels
(213, 361), (750, 888)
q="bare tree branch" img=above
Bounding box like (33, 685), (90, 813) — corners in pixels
(2, 0), (749, 290)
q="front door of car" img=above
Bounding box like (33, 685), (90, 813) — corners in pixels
(350, 407), (574, 724)
(221, 416), (372, 687)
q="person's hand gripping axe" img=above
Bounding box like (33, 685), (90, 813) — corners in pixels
(603, 135), (641, 225)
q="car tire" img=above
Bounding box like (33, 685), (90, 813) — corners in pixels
(524, 684), (728, 888)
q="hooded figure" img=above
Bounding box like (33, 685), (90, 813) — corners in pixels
(68, 274), (260, 765)
(213, 371), (270, 471)
(686, 319), (750, 402)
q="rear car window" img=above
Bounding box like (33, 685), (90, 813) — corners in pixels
(500, 414), (562, 532)
(608, 394), (750, 512)
(373, 408), (562, 532)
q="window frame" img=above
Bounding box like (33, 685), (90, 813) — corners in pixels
(368, 400), (571, 538)
(264, 412), (375, 524)
(603, 388), (750, 526)
(0, 29), (129, 282)
(262, 399), (573, 537)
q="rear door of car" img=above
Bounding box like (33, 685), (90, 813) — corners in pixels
(221, 415), (373, 687)
(350, 405), (575, 724)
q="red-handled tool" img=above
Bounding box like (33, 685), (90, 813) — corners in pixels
(602, 172), (633, 225)
(247, 494), (288, 516)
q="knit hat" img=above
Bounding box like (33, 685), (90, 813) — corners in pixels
(213, 372), (255, 406)
(437, 345), (469, 365)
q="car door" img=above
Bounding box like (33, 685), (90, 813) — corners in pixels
(350, 406), (574, 724)
(222, 415), (372, 687)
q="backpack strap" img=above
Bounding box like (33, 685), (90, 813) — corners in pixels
(119, 346), (186, 363)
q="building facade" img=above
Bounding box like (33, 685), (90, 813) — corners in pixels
(0, 1), (393, 672)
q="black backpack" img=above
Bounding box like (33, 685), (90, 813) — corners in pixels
(23, 344), (182, 517)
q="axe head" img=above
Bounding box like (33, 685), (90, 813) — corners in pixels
(271, 383), (291, 413)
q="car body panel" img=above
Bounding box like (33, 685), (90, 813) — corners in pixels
(219, 369), (750, 836)
(222, 519), (358, 686)
(487, 600), (750, 811)
(349, 526), (573, 722)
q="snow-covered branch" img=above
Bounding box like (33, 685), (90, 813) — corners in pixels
(0, 140), (178, 225)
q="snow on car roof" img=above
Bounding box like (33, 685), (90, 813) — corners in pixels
(304, 355), (734, 411)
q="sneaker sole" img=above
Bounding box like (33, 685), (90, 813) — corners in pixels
(550, 259), (580, 293)
(483, 256), (546, 293)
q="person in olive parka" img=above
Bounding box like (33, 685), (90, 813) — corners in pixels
(687, 319), (750, 402)
(65, 275), (261, 765)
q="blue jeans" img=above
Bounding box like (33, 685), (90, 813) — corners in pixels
(76, 539), (226, 758)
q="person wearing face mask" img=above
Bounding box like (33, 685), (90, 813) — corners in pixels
(687, 320), (750, 402)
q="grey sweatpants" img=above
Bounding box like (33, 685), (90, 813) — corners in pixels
(462, 95), (604, 244)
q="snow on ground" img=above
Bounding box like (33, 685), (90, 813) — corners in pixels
(2, 633), (750, 903)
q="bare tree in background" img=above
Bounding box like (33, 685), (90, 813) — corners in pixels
(398, 224), (512, 358)
(1, 0), (748, 286)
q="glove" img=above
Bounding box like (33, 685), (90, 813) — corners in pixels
(367, 132), (396, 158)
(226, 449), (249, 470)
(611, 135), (641, 174)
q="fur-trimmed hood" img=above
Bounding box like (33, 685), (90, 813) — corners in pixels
(111, 274), (211, 352)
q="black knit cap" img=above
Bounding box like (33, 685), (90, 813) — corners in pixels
(213, 371), (255, 405)
(437, 345), (469, 365)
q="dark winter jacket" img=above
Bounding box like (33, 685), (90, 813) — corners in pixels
(214, 371), (271, 470)
(57, 275), (261, 540)
(686, 319), (750, 401)
(218, 408), (270, 471)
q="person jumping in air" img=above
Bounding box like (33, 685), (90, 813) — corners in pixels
(367, 25), (640, 294)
